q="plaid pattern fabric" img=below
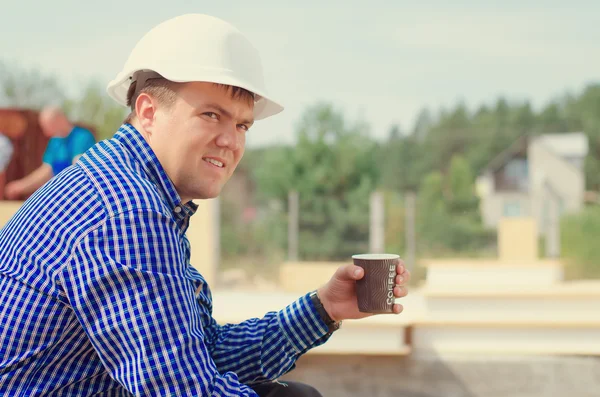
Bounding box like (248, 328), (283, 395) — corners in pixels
(0, 124), (330, 396)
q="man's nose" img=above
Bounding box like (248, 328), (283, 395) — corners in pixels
(215, 125), (241, 151)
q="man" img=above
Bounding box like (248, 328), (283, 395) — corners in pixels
(3, 106), (95, 200)
(0, 14), (410, 396)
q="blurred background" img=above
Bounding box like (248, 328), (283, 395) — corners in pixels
(1, 1), (599, 396)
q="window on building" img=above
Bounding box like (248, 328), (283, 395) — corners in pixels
(495, 158), (529, 192)
(503, 201), (522, 217)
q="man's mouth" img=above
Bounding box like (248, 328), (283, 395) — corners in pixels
(203, 157), (225, 168)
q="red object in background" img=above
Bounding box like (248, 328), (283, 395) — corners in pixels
(242, 206), (257, 223)
(0, 108), (96, 201)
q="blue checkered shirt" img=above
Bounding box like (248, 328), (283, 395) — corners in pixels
(0, 124), (330, 396)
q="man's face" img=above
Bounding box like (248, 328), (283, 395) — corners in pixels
(148, 82), (253, 202)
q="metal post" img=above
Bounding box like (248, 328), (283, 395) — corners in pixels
(405, 191), (416, 271)
(288, 191), (299, 261)
(369, 191), (385, 253)
(546, 197), (560, 258)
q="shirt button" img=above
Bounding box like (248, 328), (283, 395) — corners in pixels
(174, 206), (182, 213)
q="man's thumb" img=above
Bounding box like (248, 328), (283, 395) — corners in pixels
(337, 264), (363, 280)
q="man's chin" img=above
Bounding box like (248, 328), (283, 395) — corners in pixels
(191, 187), (222, 201)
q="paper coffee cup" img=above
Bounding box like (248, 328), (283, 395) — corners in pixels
(352, 253), (399, 313)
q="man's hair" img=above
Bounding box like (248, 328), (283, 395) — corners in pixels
(124, 77), (255, 124)
(124, 78), (179, 124)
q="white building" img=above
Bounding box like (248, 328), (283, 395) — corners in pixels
(476, 132), (588, 233)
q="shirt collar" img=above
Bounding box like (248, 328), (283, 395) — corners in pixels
(114, 124), (198, 216)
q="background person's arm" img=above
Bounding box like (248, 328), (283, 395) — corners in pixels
(4, 164), (53, 200)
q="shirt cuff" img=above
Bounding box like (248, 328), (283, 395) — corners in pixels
(276, 292), (330, 354)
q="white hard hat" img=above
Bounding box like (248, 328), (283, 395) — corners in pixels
(106, 14), (283, 120)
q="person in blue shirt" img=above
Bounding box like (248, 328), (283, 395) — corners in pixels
(4, 106), (95, 200)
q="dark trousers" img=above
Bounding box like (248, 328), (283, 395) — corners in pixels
(251, 381), (323, 397)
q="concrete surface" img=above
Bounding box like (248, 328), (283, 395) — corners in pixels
(283, 354), (600, 397)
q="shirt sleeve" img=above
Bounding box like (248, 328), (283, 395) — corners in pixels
(202, 292), (331, 386)
(70, 128), (96, 159)
(60, 209), (259, 396)
(42, 138), (58, 165)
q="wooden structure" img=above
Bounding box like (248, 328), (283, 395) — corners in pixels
(0, 109), (47, 199)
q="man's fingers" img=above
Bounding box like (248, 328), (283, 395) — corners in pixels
(351, 265), (364, 280)
(397, 262), (411, 283)
(396, 262), (405, 275)
(394, 286), (407, 298)
(336, 264), (363, 281)
(392, 303), (404, 314)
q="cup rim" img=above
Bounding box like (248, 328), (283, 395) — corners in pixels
(352, 253), (399, 260)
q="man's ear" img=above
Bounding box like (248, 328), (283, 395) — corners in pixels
(135, 93), (157, 134)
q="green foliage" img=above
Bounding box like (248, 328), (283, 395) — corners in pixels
(447, 155), (478, 214)
(417, 171), (449, 253)
(408, 85), (600, 186)
(254, 103), (379, 260)
(416, 156), (495, 255)
(62, 81), (127, 141)
(252, 146), (295, 201)
(220, 199), (287, 259)
(0, 60), (65, 109)
(383, 190), (405, 255)
(219, 152), (289, 275)
(233, 83), (600, 271)
(378, 126), (424, 192)
(561, 206), (600, 279)
(0, 61), (126, 140)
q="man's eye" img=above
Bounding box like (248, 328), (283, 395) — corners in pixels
(238, 124), (249, 132)
(203, 112), (219, 119)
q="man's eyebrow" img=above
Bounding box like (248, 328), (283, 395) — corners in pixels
(204, 103), (254, 126)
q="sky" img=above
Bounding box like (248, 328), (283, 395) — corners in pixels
(1, 0), (599, 147)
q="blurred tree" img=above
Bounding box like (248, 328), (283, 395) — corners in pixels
(0, 60), (65, 109)
(417, 155), (494, 255)
(535, 102), (568, 133)
(62, 81), (127, 141)
(383, 190), (405, 256)
(447, 155), (479, 214)
(445, 155), (494, 252)
(423, 103), (472, 173)
(573, 84), (600, 190)
(236, 83), (600, 266)
(511, 102), (536, 136)
(253, 145), (295, 201)
(379, 125), (423, 192)
(412, 107), (433, 142)
(561, 206), (600, 279)
(254, 103), (379, 260)
(416, 171), (448, 253)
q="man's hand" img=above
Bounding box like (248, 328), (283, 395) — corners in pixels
(317, 260), (410, 322)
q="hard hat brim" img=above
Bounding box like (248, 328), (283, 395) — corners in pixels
(106, 68), (284, 121)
